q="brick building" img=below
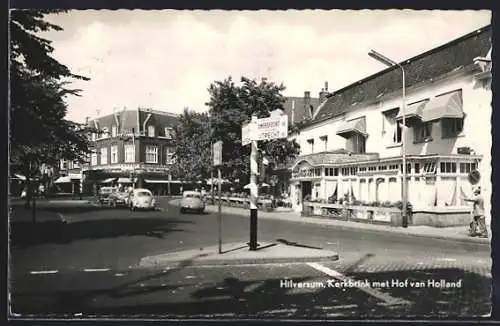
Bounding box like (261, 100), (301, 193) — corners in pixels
(57, 107), (181, 195)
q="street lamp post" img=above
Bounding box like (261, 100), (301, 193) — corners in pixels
(368, 49), (408, 228)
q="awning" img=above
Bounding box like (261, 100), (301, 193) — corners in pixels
(99, 178), (116, 184)
(336, 117), (367, 138)
(68, 173), (82, 180)
(145, 179), (182, 184)
(396, 100), (428, 121)
(54, 176), (71, 184)
(421, 91), (464, 122)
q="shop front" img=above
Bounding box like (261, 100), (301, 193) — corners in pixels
(289, 153), (482, 226)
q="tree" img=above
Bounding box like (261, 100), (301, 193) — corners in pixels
(206, 76), (300, 187)
(10, 9), (94, 208)
(171, 108), (212, 183)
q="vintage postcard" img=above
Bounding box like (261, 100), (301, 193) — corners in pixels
(8, 9), (492, 320)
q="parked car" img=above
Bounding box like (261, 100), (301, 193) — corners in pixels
(107, 191), (130, 208)
(128, 188), (157, 211)
(99, 187), (116, 204)
(180, 191), (205, 214)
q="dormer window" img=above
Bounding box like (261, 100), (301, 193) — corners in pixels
(164, 127), (174, 139)
(319, 135), (328, 151)
(101, 127), (109, 139)
(148, 125), (155, 137)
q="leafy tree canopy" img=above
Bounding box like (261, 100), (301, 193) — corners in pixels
(204, 76), (300, 185)
(171, 108), (212, 183)
(10, 9), (94, 178)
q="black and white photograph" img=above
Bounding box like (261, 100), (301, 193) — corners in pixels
(8, 9), (492, 320)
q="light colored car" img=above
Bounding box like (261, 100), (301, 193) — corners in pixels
(99, 186), (116, 204)
(128, 188), (157, 211)
(107, 191), (129, 208)
(180, 191), (205, 214)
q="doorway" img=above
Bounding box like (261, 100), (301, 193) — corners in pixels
(301, 181), (312, 201)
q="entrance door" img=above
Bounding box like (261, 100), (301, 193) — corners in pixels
(301, 181), (312, 200)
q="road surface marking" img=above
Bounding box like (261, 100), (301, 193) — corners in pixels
(306, 262), (410, 306)
(159, 262), (314, 269)
(83, 268), (110, 272)
(30, 270), (58, 275)
(57, 213), (67, 223)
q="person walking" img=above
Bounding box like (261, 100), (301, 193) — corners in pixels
(463, 186), (488, 238)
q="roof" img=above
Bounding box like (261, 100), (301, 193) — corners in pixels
(291, 149), (380, 169)
(87, 108), (179, 135)
(309, 25), (491, 127)
(283, 96), (320, 125)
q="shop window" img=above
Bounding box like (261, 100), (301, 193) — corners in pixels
(415, 163), (420, 174)
(440, 162), (457, 173)
(423, 161), (437, 174)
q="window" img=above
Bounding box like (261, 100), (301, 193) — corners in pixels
(415, 163), (420, 174)
(382, 108), (402, 145)
(146, 145), (158, 163)
(101, 127), (109, 139)
(423, 161), (437, 174)
(414, 122), (433, 143)
(350, 167), (357, 175)
(442, 118), (464, 138)
(378, 165), (387, 171)
(307, 139), (314, 153)
(73, 161), (79, 168)
(389, 164), (399, 170)
(111, 146), (118, 164)
(440, 162), (457, 173)
(165, 147), (175, 164)
(400, 163), (411, 173)
(341, 167), (350, 176)
(125, 144), (135, 163)
(368, 166), (377, 171)
(164, 127), (174, 139)
(148, 125), (155, 137)
(100, 147), (108, 165)
(91, 153), (98, 166)
(320, 135), (328, 151)
(359, 167), (367, 172)
(112, 125), (117, 137)
(346, 133), (366, 153)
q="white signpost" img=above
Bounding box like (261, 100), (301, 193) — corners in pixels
(212, 141), (223, 254)
(241, 110), (288, 250)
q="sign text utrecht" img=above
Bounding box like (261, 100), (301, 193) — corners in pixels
(255, 115), (288, 141)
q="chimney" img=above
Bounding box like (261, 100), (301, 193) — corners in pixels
(304, 91), (311, 119)
(319, 81), (329, 103)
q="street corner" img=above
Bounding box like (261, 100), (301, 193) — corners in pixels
(137, 241), (340, 269)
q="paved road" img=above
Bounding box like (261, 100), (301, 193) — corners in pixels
(9, 198), (492, 318)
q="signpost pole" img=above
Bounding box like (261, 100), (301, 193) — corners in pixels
(213, 141), (223, 254)
(249, 116), (259, 251)
(218, 167), (222, 254)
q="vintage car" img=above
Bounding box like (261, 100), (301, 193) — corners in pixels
(99, 186), (116, 204)
(107, 191), (130, 208)
(128, 188), (157, 211)
(180, 191), (205, 214)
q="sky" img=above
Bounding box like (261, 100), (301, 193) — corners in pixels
(40, 10), (491, 123)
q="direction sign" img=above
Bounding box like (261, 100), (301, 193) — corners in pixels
(213, 141), (223, 166)
(255, 115), (288, 141)
(242, 122), (254, 146)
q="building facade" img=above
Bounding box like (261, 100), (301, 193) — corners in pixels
(288, 26), (492, 226)
(57, 107), (181, 195)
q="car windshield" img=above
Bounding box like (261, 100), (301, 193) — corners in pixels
(101, 189), (113, 194)
(137, 191), (151, 197)
(185, 194), (200, 198)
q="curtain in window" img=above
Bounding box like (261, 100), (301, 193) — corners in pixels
(388, 178), (400, 202)
(459, 179), (473, 206)
(437, 177), (456, 206)
(324, 180), (337, 201)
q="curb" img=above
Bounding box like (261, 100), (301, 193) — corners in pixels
(140, 254), (340, 268)
(195, 203), (491, 246)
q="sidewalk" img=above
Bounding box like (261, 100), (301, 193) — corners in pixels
(169, 199), (490, 245)
(139, 241), (339, 268)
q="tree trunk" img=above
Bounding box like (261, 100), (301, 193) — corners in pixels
(24, 170), (31, 209)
